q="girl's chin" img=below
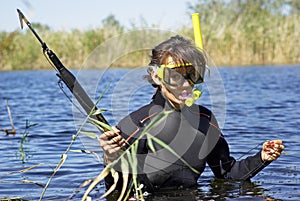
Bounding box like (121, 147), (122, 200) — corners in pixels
(168, 97), (185, 108)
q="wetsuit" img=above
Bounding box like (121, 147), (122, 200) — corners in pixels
(105, 90), (270, 191)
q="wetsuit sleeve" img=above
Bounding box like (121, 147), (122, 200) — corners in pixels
(206, 135), (270, 180)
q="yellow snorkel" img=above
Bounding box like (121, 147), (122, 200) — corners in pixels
(185, 13), (204, 107)
(192, 13), (204, 51)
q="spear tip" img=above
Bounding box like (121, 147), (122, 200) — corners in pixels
(17, 8), (24, 29)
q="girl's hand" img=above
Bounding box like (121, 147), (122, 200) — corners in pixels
(98, 126), (125, 164)
(261, 140), (284, 161)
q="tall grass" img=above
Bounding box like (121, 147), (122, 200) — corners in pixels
(0, 1), (299, 71)
(185, 0), (300, 66)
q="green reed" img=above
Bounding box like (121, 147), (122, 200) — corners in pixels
(18, 120), (38, 164)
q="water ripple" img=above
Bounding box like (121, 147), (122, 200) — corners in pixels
(0, 66), (299, 200)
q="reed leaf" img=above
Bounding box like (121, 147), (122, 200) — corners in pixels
(89, 117), (114, 132)
(39, 153), (67, 200)
(146, 132), (156, 153)
(100, 169), (119, 199)
(125, 149), (134, 167)
(19, 164), (42, 173)
(68, 179), (93, 200)
(82, 165), (112, 201)
(91, 109), (107, 116)
(78, 131), (98, 138)
(89, 83), (110, 118)
(143, 110), (173, 133)
(69, 149), (103, 163)
(148, 135), (200, 174)
(80, 179), (93, 188)
(22, 179), (45, 188)
(53, 153), (67, 173)
(130, 143), (144, 200)
(117, 157), (129, 201)
(69, 149), (93, 154)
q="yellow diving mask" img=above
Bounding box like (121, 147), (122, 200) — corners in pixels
(157, 63), (203, 87)
(156, 63), (203, 107)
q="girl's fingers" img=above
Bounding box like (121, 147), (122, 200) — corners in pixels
(99, 131), (113, 141)
(99, 127), (125, 156)
(103, 143), (117, 149)
(264, 140), (284, 149)
(262, 140), (284, 161)
(272, 140), (282, 145)
(278, 144), (285, 151)
(99, 126), (121, 140)
(98, 127), (122, 145)
(103, 135), (123, 145)
(107, 144), (125, 155)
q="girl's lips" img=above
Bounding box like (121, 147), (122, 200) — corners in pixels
(179, 91), (192, 100)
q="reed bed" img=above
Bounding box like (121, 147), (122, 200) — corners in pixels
(0, 1), (299, 70)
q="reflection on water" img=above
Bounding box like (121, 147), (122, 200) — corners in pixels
(0, 66), (299, 200)
(147, 180), (265, 201)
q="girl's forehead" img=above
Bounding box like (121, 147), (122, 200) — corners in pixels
(166, 56), (176, 65)
(164, 55), (187, 65)
(165, 56), (195, 74)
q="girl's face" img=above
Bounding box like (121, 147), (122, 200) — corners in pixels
(153, 56), (195, 109)
(161, 77), (194, 109)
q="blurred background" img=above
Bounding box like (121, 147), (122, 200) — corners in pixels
(1, 0), (299, 70)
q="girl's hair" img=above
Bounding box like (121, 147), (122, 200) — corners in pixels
(146, 35), (206, 87)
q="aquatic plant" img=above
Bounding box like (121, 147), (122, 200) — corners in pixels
(81, 109), (201, 201)
(39, 85), (112, 200)
(18, 120), (38, 164)
(1, 100), (16, 135)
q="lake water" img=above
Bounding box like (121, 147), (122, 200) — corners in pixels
(0, 65), (299, 200)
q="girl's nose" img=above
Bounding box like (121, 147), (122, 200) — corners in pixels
(182, 78), (194, 88)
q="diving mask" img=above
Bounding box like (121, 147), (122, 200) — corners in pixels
(157, 63), (203, 87)
(155, 63), (203, 107)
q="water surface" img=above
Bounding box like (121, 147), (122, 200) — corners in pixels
(0, 65), (299, 200)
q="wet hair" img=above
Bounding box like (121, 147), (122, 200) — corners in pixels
(146, 35), (206, 87)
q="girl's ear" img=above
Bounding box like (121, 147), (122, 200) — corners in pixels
(150, 66), (162, 86)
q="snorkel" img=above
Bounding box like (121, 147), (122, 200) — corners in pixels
(192, 13), (204, 50)
(184, 13), (204, 107)
(184, 88), (202, 107)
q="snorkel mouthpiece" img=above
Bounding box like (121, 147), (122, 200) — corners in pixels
(185, 88), (202, 107)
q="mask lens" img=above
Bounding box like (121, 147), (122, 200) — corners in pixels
(189, 71), (202, 84)
(164, 68), (184, 86)
(186, 66), (203, 84)
(162, 65), (203, 86)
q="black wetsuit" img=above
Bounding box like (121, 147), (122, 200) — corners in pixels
(105, 90), (270, 191)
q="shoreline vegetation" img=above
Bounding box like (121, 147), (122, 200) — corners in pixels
(0, 1), (299, 71)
